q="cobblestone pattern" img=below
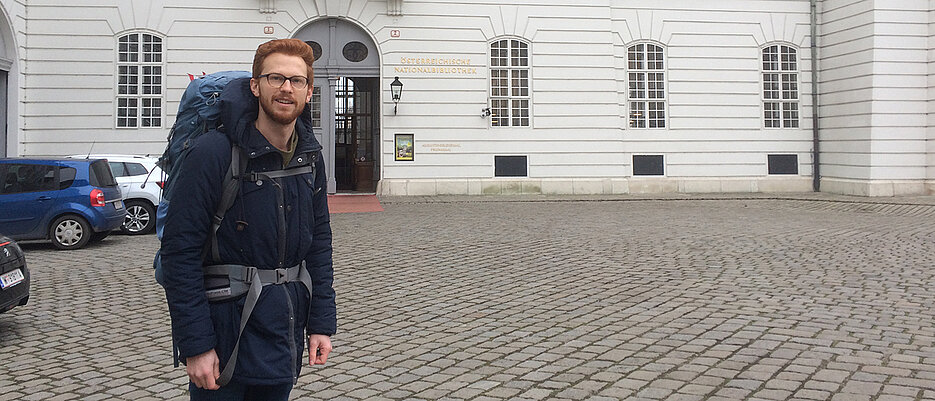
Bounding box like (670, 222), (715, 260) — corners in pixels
(1, 198), (934, 401)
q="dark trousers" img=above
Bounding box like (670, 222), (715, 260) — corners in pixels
(188, 381), (293, 401)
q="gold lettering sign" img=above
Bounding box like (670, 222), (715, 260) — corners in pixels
(395, 57), (479, 75)
(421, 143), (462, 152)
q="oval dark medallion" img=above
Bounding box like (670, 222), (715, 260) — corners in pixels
(305, 41), (322, 62)
(342, 41), (368, 62)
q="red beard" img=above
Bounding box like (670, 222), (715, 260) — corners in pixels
(259, 92), (306, 125)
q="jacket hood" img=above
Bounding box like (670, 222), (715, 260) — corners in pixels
(218, 78), (322, 156)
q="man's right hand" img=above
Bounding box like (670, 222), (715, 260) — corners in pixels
(186, 349), (220, 390)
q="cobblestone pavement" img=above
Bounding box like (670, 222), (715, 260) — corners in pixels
(2, 195), (935, 401)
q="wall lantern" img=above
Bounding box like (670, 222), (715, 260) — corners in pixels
(390, 76), (403, 114)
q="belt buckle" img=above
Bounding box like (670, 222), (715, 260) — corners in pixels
(275, 268), (288, 285)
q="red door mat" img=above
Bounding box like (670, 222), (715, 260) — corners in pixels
(327, 195), (384, 214)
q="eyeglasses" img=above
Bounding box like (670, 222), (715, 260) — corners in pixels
(257, 73), (309, 90)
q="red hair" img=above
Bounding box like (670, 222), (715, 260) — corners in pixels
(252, 39), (315, 79)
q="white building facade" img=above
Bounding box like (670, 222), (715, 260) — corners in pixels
(0, 0), (932, 196)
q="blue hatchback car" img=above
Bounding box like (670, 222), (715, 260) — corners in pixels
(0, 158), (126, 249)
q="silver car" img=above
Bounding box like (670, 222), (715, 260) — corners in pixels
(70, 154), (163, 235)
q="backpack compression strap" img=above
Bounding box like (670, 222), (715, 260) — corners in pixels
(204, 261), (314, 386)
(207, 147), (315, 262)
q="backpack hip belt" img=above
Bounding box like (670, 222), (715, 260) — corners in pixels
(203, 261), (313, 386)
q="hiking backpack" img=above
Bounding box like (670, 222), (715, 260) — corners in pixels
(153, 70), (252, 286)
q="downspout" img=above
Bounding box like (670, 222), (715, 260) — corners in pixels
(811, 0), (821, 191)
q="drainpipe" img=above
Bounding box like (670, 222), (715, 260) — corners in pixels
(811, 0), (821, 192)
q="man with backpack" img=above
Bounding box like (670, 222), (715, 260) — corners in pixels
(159, 39), (336, 400)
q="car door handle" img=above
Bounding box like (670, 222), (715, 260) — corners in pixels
(37, 196), (52, 201)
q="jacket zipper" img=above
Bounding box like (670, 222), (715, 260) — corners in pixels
(273, 176), (297, 381)
(272, 178), (286, 267)
(282, 285), (297, 382)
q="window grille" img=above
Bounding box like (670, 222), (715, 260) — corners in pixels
(628, 43), (666, 129)
(117, 32), (163, 128)
(490, 39), (530, 127)
(762, 45), (799, 128)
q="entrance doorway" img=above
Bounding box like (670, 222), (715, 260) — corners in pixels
(294, 18), (381, 193)
(334, 77), (378, 192)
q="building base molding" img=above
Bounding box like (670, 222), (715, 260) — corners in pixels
(376, 177), (814, 196)
(820, 178), (929, 197)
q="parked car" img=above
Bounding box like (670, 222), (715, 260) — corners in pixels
(0, 234), (29, 313)
(0, 158), (126, 249)
(69, 154), (163, 235)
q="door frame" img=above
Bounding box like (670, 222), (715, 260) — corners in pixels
(294, 18), (381, 193)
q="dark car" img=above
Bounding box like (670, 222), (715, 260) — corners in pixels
(0, 158), (126, 249)
(0, 235), (29, 313)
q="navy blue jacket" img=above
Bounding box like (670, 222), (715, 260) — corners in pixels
(161, 78), (336, 385)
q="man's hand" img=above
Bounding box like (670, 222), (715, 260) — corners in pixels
(308, 334), (332, 365)
(187, 349), (220, 390)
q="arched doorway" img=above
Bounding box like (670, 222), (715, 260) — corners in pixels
(0, 6), (15, 157)
(294, 19), (380, 193)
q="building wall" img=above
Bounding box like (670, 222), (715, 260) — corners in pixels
(820, 0), (932, 196)
(817, 0), (876, 193)
(929, 0), (935, 193)
(612, 1), (813, 195)
(0, 0), (25, 157)
(8, 0), (932, 195)
(868, 0), (928, 195)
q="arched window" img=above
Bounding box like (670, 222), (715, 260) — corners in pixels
(490, 38), (529, 127)
(762, 44), (799, 128)
(116, 32), (163, 128)
(627, 43), (666, 129)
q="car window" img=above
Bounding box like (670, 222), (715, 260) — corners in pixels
(58, 167), (76, 189)
(1, 163), (57, 194)
(126, 162), (148, 176)
(89, 160), (118, 187)
(109, 162), (128, 177)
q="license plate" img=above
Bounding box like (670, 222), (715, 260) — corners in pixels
(114, 200), (124, 210)
(0, 269), (24, 289)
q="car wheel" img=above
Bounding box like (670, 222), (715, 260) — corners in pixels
(89, 231), (110, 243)
(49, 215), (92, 250)
(122, 200), (156, 235)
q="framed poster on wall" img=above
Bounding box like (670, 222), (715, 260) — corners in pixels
(395, 133), (414, 161)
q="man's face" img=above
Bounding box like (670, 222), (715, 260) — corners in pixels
(250, 53), (313, 125)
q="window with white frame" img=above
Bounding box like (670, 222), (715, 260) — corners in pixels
(117, 32), (163, 128)
(490, 38), (529, 127)
(762, 44), (799, 128)
(627, 43), (666, 129)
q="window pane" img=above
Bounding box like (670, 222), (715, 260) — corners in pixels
(512, 99), (529, 126)
(764, 102), (780, 128)
(763, 73), (780, 100)
(109, 162), (128, 177)
(629, 101), (646, 128)
(783, 102), (799, 128)
(648, 73), (664, 99)
(763, 45), (779, 71)
(125, 163), (148, 176)
(311, 86), (322, 128)
(782, 73), (798, 100)
(781, 46), (797, 71)
(629, 72), (645, 99)
(647, 44), (664, 70)
(491, 99), (509, 127)
(511, 69), (528, 97)
(648, 101), (665, 128)
(628, 44), (644, 70)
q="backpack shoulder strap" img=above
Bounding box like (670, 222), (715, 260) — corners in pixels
(208, 144), (247, 262)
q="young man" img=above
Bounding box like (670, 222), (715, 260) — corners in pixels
(161, 39), (336, 400)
